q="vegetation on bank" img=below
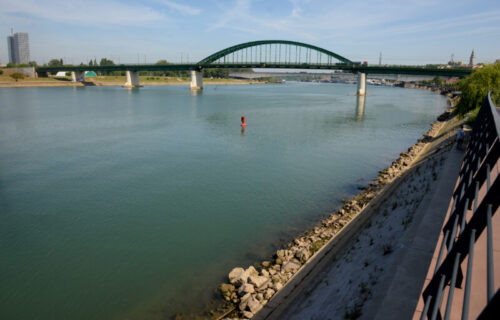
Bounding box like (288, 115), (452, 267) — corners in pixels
(456, 63), (500, 117)
(34, 57), (253, 78)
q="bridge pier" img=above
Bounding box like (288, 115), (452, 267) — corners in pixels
(356, 72), (366, 96)
(71, 71), (85, 82)
(124, 71), (141, 88)
(190, 70), (203, 90)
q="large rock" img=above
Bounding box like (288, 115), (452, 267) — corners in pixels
(239, 293), (252, 311)
(273, 282), (283, 291)
(238, 283), (255, 296)
(246, 266), (259, 277)
(295, 248), (311, 263)
(282, 260), (301, 273)
(228, 267), (246, 285)
(249, 275), (269, 289)
(247, 297), (263, 314)
(242, 311), (254, 319)
(264, 288), (275, 300)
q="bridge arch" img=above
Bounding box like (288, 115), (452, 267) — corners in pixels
(197, 40), (353, 66)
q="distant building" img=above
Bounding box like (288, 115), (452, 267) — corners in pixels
(469, 50), (475, 67)
(7, 28), (30, 64)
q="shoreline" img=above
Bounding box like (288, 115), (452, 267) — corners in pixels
(0, 79), (263, 88)
(216, 97), (458, 320)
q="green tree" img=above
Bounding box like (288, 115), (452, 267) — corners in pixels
(456, 63), (500, 115)
(48, 59), (64, 67)
(99, 58), (115, 66)
(156, 59), (169, 65)
(432, 76), (443, 86)
(10, 72), (25, 81)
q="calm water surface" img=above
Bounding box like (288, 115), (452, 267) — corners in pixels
(0, 83), (447, 319)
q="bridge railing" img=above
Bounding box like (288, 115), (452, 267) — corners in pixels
(420, 91), (500, 320)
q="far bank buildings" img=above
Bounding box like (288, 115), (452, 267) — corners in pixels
(7, 28), (30, 64)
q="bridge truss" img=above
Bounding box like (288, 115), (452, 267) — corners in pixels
(198, 40), (353, 67)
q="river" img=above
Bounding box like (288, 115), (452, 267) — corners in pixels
(0, 83), (447, 319)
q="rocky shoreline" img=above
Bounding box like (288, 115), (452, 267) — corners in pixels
(217, 103), (454, 320)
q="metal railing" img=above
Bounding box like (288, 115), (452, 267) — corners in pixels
(420, 91), (500, 320)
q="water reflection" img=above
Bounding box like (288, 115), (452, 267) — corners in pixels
(356, 95), (366, 121)
(241, 125), (246, 136)
(190, 89), (202, 96)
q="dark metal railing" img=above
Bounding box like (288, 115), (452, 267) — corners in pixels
(420, 91), (500, 320)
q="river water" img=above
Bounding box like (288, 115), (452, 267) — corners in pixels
(0, 83), (447, 319)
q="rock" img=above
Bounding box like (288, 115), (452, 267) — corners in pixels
(246, 266), (259, 277)
(275, 258), (283, 265)
(269, 269), (276, 275)
(264, 288), (275, 300)
(220, 283), (236, 300)
(247, 297), (263, 314)
(261, 269), (269, 277)
(228, 267), (246, 285)
(295, 248), (311, 263)
(262, 261), (271, 268)
(242, 311), (254, 319)
(249, 275), (269, 289)
(277, 250), (286, 259)
(239, 293), (252, 311)
(273, 282), (283, 291)
(238, 283), (255, 296)
(282, 261), (301, 273)
(256, 293), (264, 301)
(272, 264), (281, 271)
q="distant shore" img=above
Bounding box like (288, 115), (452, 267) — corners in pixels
(0, 76), (264, 88)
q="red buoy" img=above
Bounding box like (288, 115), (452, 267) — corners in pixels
(241, 116), (247, 126)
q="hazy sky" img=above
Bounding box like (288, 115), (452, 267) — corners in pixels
(1, 0), (499, 65)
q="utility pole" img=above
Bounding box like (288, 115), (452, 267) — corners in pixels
(379, 52), (382, 66)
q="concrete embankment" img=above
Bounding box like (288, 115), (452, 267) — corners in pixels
(216, 102), (462, 320)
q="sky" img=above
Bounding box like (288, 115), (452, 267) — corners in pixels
(1, 0), (499, 66)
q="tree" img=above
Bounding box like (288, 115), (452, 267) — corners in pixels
(48, 59), (64, 67)
(156, 59), (169, 65)
(29, 61), (38, 67)
(456, 63), (500, 115)
(432, 76), (443, 86)
(10, 72), (24, 82)
(99, 58), (115, 66)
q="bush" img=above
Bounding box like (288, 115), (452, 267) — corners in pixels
(456, 63), (500, 115)
(10, 72), (24, 81)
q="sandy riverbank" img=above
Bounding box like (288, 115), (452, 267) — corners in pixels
(0, 77), (263, 88)
(215, 101), (462, 320)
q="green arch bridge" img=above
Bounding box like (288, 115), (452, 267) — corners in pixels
(35, 40), (472, 93)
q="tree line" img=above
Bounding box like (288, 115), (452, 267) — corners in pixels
(29, 58), (252, 78)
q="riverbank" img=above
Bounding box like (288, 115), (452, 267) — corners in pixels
(0, 76), (263, 87)
(216, 100), (461, 320)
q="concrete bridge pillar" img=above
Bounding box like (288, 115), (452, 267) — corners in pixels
(124, 71), (141, 88)
(190, 70), (203, 90)
(357, 72), (366, 96)
(71, 71), (85, 82)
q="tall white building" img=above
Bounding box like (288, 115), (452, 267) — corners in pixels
(7, 29), (30, 64)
